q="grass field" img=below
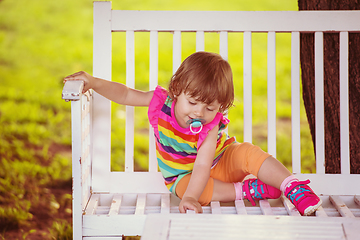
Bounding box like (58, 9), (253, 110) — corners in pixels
(0, 0), (316, 239)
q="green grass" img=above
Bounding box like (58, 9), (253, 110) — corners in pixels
(0, 0), (316, 238)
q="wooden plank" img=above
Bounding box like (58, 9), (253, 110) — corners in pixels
(196, 31), (204, 51)
(315, 206), (328, 217)
(339, 31), (350, 174)
(314, 31), (325, 174)
(259, 200), (274, 215)
(342, 221), (360, 240)
(85, 194), (100, 215)
(355, 195), (360, 206)
(210, 201), (222, 214)
(125, 30), (135, 172)
(219, 31), (228, 60)
(142, 214), (350, 240)
(108, 194), (123, 215)
(70, 99), (83, 240)
(173, 30), (181, 74)
(234, 200), (247, 215)
(267, 31), (276, 158)
(291, 31), (301, 174)
(148, 30), (158, 173)
(281, 195), (301, 216)
(243, 31), (252, 143)
(92, 1), (112, 193)
(111, 10), (360, 32)
(83, 214), (147, 236)
(161, 193), (170, 214)
(330, 195), (355, 218)
(135, 193), (147, 215)
(138, 215), (170, 240)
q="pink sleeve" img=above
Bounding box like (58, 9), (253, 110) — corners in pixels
(148, 86), (168, 130)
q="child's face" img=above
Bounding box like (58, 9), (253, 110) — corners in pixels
(174, 91), (220, 129)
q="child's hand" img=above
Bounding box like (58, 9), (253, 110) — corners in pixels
(179, 196), (203, 213)
(63, 71), (95, 93)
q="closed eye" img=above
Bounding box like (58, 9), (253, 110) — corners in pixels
(189, 101), (196, 105)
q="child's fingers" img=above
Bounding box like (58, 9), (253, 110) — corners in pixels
(180, 202), (202, 214)
(64, 71), (86, 81)
(66, 71), (85, 78)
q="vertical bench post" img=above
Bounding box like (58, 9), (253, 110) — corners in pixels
(92, 1), (112, 191)
(71, 99), (83, 240)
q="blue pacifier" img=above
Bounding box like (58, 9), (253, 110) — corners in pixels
(186, 118), (205, 134)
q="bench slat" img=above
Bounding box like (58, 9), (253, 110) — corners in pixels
(86, 194), (100, 215)
(173, 31), (181, 74)
(235, 200), (247, 215)
(290, 31), (301, 174)
(109, 194), (123, 215)
(112, 10), (360, 32)
(92, 1), (112, 194)
(259, 199), (274, 215)
(135, 193), (147, 215)
(219, 31), (228, 60)
(125, 30), (135, 172)
(330, 195), (355, 218)
(281, 195), (301, 216)
(142, 215), (348, 240)
(267, 31), (276, 157)
(243, 31), (252, 142)
(196, 31), (205, 52)
(339, 31), (350, 174)
(210, 201), (222, 214)
(355, 195), (360, 206)
(314, 31), (325, 174)
(315, 206), (328, 217)
(149, 30), (159, 173)
(161, 193), (170, 214)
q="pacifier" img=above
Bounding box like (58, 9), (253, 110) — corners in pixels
(186, 118), (205, 134)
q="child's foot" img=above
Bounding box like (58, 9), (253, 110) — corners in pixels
(284, 179), (322, 216)
(242, 178), (281, 206)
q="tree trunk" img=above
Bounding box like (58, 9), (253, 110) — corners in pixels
(298, 0), (360, 174)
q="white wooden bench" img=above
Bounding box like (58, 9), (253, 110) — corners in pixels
(62, 2), (360, 239)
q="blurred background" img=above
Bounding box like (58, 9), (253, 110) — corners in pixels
(1, 0), (315, 239)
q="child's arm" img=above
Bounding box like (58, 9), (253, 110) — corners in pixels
(178, 125), (219, 213)
(64, 71), (154, 107)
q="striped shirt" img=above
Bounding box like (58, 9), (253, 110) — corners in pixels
(148, 86), (236, 195)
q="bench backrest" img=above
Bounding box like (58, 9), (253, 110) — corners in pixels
(77, 2), (360, 197)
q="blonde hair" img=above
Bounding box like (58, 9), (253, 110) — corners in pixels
(168, 51), (234, 113)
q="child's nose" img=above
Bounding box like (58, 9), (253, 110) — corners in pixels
(194, 107), (204, 117)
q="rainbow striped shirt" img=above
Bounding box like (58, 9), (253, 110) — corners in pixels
(148, 86), (236, 195)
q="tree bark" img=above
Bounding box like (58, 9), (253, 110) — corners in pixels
(298, 0), (360, 174)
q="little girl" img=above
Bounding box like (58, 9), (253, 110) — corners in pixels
(64, 51), (322, 215)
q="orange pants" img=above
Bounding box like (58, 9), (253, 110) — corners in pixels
(175, 142), (271, 205)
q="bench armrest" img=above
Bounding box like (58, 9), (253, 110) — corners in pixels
(62, 80), (85, 101)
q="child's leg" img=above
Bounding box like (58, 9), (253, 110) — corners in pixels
(257, 156), (322, 216)
(176, 173), (277, 204)
(210, 142), (281, 204)
(257, 156), (292, 189)
(213, 142), (322, 215)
